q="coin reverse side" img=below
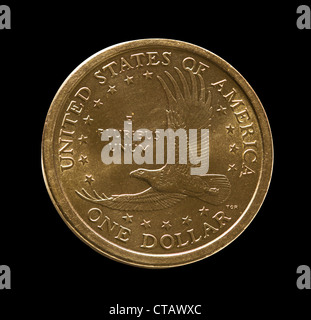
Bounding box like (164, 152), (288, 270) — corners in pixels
(42, 39), (273, 268)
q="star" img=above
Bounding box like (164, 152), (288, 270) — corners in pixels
(78, 154), (88, 165)
(226, 124), (235, 134)
(228, 163), (237, 171)
(78, 134), (88, 144)
(124, 75), (134, 85)
(162, 220), (172, 230)
(182, 216), (192, 226)
(84, 174), (94, 185)
(141, 219), (151, 228)
(216, 105), (227, 115)
(83, 115), (93, 125)
(143, 70), (153, 79)
(199, 206), (209, 217)
(229, 143), (239, 154)
(122, 213), (133, 223)
(93, 98), (103, 108)
(107, 85), (117, 94)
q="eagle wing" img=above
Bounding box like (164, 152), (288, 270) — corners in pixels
(157, 67), (213, 130)
(76, 187), (187, 211)
(157, 67), (213, 174)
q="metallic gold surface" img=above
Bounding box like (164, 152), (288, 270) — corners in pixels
(41, 39), (273, 268)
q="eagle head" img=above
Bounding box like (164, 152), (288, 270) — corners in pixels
(130, 168), (157, 185)
(130, 168), (148, 179)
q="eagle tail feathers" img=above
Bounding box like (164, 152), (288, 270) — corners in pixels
(198, 174), (231, 205)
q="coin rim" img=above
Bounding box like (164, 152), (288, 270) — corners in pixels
(41, 39), (273, 268)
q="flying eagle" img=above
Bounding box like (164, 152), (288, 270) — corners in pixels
(76, 67), (231, 211)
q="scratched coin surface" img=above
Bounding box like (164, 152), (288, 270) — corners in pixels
(42, 39), (273, 268)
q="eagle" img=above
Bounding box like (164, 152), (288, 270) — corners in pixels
(76, 67), (231, 211)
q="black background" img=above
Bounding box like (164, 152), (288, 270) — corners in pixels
(1, 1), (310, 318)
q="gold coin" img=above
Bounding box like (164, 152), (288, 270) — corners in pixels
(41, 39), (273, 268)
